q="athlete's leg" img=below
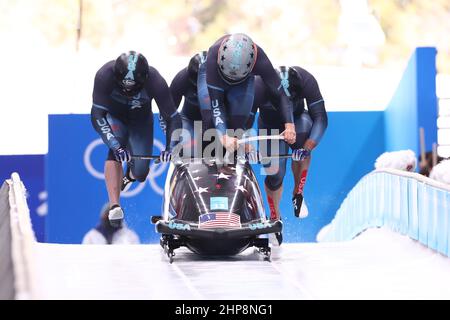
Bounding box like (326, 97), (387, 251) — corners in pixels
(258, 117), (288, 220)
(128, 108), (153, 182)
(264, 150), (287, 245)
(105, 160), (123, 207)
(292, 156), (311, 195)
(264, 183), (284, 220)
(104, 114), (128, 226)
(291, 113), (313, 217)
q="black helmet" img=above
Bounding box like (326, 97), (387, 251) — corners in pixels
(277, 66), (302, 98)
(187, 51), (207, 85)
(114, 51), (149, 96)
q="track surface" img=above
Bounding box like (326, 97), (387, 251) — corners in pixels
(33, 228), (450, 299)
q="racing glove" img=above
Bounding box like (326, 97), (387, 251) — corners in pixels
(114, 146), (131, 162)
(160, 150), (172, 163)
(292, 148), (311, 161)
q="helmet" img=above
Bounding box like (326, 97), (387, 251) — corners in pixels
(217, 33), (257, 84)
(114, 51), (149, 96)
(187, 51), (207, 85)
(277, 66), (302, 98)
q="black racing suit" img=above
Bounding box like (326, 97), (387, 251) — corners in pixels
(91, 61), (181, 181)
(252, 66), (328, 190)
(203, 35), (293, 137)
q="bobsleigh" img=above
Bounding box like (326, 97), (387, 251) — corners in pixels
(152, 153), (283, 263)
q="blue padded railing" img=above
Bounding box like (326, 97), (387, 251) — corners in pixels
(319, 168), (450, 256)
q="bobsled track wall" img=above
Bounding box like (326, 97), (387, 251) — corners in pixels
(320, 168), (450, 256)
(0, 173), (36, 300)
(0, 181), (14, 299)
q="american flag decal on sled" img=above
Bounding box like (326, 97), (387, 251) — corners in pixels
(198, 212), (241, 229)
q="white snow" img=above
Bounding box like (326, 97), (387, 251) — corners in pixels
(32, 227), (450, 300)
(374, 149), (417, 172)
(430, 159), (450, 185)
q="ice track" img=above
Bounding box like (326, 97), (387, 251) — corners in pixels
(32, 228), (450, 299)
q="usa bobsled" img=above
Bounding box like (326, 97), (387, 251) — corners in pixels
(152, 155), (282, 263)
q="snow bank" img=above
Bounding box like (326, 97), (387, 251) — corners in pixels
(375, 149), (416, 172)
(430, 159), (450, 185)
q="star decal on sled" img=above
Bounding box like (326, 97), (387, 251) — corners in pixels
(196, 187), (209, 194)
(214, 173), (231, 180)
(235, 185), (246, 193)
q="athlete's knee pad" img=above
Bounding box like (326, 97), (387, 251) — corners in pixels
(131, 160), (150, 182)
(265, 172), (284, 191)
(264, 158), (287, 191)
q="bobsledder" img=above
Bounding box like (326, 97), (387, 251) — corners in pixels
(137, 136), (289, 263)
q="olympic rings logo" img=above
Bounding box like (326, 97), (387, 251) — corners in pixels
(83, 138), (167, 197)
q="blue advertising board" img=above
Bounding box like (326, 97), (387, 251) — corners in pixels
(253, 111), (385, 242)
(47, 114), (170, 244)
(47, 111), (385, 243)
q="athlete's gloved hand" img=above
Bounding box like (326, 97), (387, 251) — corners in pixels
(114, 146), (131, 162)
(245, 150), (262, 163)
(159, 150), (172, 163)
(221, 135), (238, 152)
(292, 148), (311, 161)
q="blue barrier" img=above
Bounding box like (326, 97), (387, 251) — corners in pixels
(319, 169), (450, 257)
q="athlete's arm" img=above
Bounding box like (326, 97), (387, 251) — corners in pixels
(206, 39), (228, 136)
(255, 48), (293, 125)
(163, 68), (189, 140)
(255, 48), (295, 144)
(245, 76), (266, 130)
(293, 66), (328, 150)
(91, 73), (121, 151)
(170, 68), (189, 109)
(149, 67), (182, 150)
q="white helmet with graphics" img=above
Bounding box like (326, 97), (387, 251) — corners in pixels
(217, 33), (257, 84)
